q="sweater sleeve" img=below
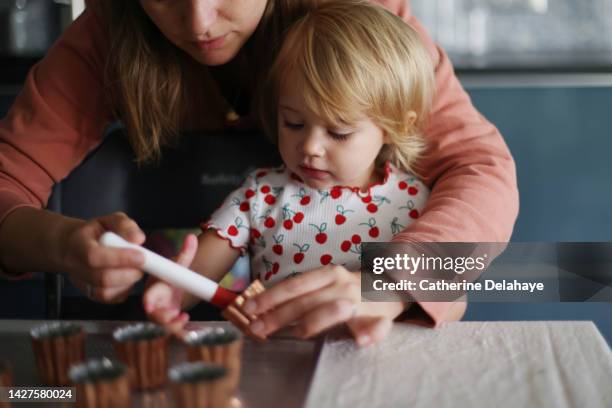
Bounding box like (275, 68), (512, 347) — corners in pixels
(0, 7), (113, 228)
(376, 0), (519, 326)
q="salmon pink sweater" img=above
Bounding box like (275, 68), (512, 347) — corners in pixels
(0, 1), (518, 325)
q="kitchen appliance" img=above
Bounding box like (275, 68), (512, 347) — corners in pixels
(0, 0), (71, 57)
(411, 0), (612, 70)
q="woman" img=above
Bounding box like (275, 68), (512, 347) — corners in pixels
(0, 0), (517, 333)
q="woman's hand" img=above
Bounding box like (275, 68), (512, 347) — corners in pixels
(242, 265), (406, 347)
(142, 233), (198, 333)
(63, 212), (147, 304)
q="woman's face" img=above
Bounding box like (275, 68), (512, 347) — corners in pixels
(139, 0), (267, 66)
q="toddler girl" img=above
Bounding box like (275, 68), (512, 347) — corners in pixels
(144, 0), (435, 345)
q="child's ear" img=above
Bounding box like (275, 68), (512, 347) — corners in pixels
(383, 131), (391, 144)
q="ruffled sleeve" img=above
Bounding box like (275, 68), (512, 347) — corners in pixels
(201, 172), (262, 255)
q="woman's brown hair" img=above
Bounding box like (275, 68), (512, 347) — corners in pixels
(100, 0), (314, 164)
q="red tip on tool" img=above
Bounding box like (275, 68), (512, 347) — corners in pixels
(210, 286), (239, 308)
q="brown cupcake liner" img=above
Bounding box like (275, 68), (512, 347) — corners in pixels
(69, 358), (130, 408)
(0, 361), (11, 386)
(113, 323), (169, 390)
(184, 327), (243, 392)
(169, 362), (232, 408)
(222, 280), (267, 341)
(30, 322), (85, 386)
(0, 361), (12, 408)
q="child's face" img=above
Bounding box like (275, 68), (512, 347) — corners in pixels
(277, 74), (387, 191)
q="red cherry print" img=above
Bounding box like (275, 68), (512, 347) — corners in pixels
(367, 203), (378, 213)
(228, 226), (238, 236)
(293, 212), (304, 223)
(283, 219), (294, 230)
(264, 217), (275, 228)
(361, 195), (372, 203)
(341, 241), (352, 252)
(294, 253), (305, 264)
(369, 227), (380, 238)
(245, 189), (256, 199)
(351, 234), (361, 244)
(273, 244), (283, 255)
(409, 209), (420, 219)
(321, 254), (333, 265)
(272, 263), (280, 274)
(265, 195), (276, 205)
(250, 228), (261, 238)
(260, 185), (271, 194)
(239, 202), (250, 212)
(408, 186), (418, 195)
(300, 196), (311, 205)
(256, 171), (268, 178)
(335, 214), (346, 225)
(315, 233), (327, 244)
(330, 188), (342, 199)
(398, 181), (408, 190)
(265, 271), (272, 280)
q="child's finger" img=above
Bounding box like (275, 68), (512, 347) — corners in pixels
(150, 310), (188, 333)
(176, 233), (199, 267)
(146, 306), (180, 326)
(155, 307), (181, 324)
(143, 284), (171, 313)
(347, 316), (393, 347)
(165, 313), (190, 334)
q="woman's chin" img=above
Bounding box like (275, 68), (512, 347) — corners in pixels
(192, 53), (233, 66)
(187, 46), (239, 66)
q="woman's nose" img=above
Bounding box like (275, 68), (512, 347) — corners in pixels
(300, 130), (326, 157)
(188, 0), (220, 35)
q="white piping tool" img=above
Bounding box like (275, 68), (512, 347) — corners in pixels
(99, 232), (237, 308)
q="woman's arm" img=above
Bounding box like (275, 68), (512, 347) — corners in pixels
(399, 21), (518, 243)
(371, 0), (518, 325)
(0, 9), (152, 302)
(0, 209), (146, 304)
(0, 8), (112, 234)
(377, 0), (518, 243)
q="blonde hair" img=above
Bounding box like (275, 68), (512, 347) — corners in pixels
(259, 0), (435, 174)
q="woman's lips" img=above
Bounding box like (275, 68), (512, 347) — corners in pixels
(299, 165), (330, 180)
(193, 34), (227, 50)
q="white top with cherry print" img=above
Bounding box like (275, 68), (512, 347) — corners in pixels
(202, 163), (429, 287)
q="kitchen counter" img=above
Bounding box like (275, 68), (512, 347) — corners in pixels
(1, 320), (611, 407)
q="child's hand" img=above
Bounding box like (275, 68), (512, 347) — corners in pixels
(143, 278), (189, 333)
(142, 233), (199, 333)
(242, 265), (406, 347)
